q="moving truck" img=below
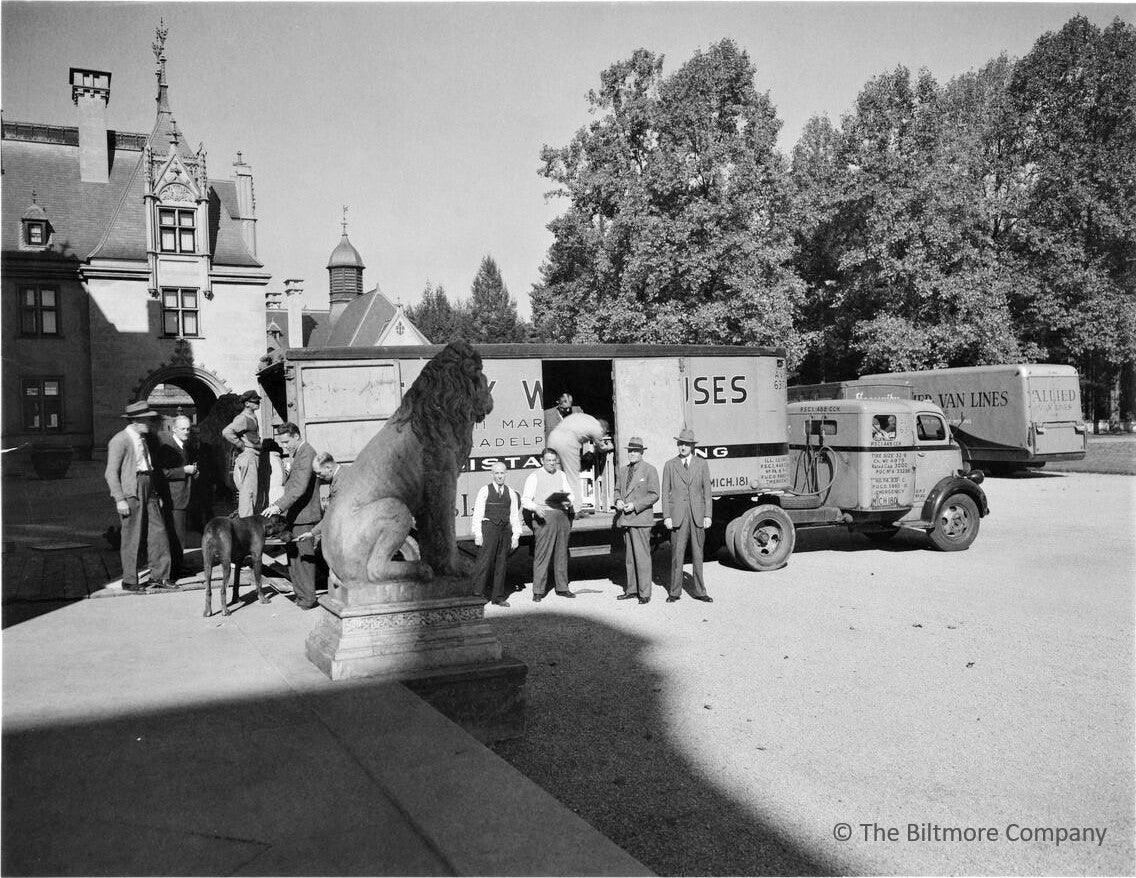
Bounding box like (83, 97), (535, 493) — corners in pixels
(258, 344), (791, 556)
(859, 365), (1088, 472)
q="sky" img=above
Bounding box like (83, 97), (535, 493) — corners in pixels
(2, 2), (1132, 319)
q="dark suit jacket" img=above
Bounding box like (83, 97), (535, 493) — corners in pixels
(543, 404), (583, 437)
(661, 454), (712, 525)
(615, 461), (660, 527)
(158, 434), (196, 510)
(105, 427), (163, 503)
(277, 441), (321, 527)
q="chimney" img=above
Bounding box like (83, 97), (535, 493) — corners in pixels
(284, 278), (305, 348)
(70, 68), (111, 184)
(233, 152), (258, 258)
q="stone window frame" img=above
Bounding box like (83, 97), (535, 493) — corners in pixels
(18, 284), (61, 337)
(158, 207), (197, 254)
(22, 219), (50, 248)
(160, 287), (201, 338)
(22, 376), (64, 432)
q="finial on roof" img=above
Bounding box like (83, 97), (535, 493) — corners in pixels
(31, 189), (37, 204)
(342, 204), (349, 235)
(168, 116), (180, 147)
(236, 150), (243, 164)
(153, 20), (168, 83)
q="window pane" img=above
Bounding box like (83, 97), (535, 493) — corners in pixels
(21, 310), (38, 334)
(41, 311), (57, 334)
(183, 311), (198, 336)
(41, 289), (56, 306)
(160, 209), (175, 225)
(161, 229), (177, 251)
(163, 311), (180, 335)
(47, 412), (60, 429)
(179, 211), (195, 228)
(24, 384), (40, 397)
(43, 381), (59, 396)
(182, 290), (197, 307)
(180, 229), (195, 251)
(28, 224), (44, 244)
(24, 401), (40, 430)
(22, 288), (37, 306)
(163, 290), (179, 307)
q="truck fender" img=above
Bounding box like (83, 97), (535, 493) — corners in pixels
(921, 474), (989, 524)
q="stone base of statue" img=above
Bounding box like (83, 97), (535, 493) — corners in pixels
(305, 574), (526, 742)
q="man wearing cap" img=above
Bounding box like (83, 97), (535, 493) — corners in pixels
(105, 401), (176, 592)
(222, 390), (262, 517)
(543, 390), (583, 438)
(661, 426), (714, 603)
(614, 436), (660, 604)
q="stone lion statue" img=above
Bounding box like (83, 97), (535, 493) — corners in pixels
(322, 340), (494, 584)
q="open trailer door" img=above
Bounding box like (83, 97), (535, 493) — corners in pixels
(613, 357), (687, 501)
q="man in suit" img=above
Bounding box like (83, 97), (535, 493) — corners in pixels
(303, 451), (343, 543)
(543, 391), (582, 438)
(661, 426), (714, 603)
(158, 415), (198, 578)
(263, 422), (321, 610)
(614, 436), (660, 604)
(105, 401), (177, 592)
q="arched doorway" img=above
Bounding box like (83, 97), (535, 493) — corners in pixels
(138, 365), (228, 432)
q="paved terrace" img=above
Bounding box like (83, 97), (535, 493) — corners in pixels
(1, 459), (649, 876)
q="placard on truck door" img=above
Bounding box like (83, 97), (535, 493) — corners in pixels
(294, 359), (402, 464)
(613, 358), (685, 511)
(688, 355), (790, 493)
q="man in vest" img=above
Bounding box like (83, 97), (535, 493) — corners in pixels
(222, 390), (262, 517)
(471, 462), (523, 606)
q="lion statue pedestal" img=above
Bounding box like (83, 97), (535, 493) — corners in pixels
(303, 342), (525, 742)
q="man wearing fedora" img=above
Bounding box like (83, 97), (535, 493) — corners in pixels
(661, 426), (714, 603)
(614, 436), (660, 604)
(105, 401), (176, 592)
(222, 390), (263, 517)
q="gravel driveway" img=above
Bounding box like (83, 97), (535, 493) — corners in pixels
(488, 471), (1134, 876)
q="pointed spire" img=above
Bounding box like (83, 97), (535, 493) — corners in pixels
(342, 204), (349, 235)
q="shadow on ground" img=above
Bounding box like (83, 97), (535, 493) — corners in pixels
(489, 605), (834, 876)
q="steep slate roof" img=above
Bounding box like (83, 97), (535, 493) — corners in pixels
(2, 122), (261, 267)
(308, 287), (400, 347)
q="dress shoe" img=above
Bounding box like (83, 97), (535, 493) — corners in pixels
(666, 596), (680, 603)
(693, 594), (714, 603)
(638, 597), (651, 604)
(555, 590), (576, 598)
(151, 579), (181, 591)
(533, 594), (544, 602)
(616, 593), (637, 601)
(491, 599), (511, 608)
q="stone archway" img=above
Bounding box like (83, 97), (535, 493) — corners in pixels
(135, 364), (230, 425)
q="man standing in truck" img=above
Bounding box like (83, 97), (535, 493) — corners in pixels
(661, 426), (714, 603)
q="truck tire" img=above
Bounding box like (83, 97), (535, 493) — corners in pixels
(731, 505), (796, 572)
(928, 494), (980, 551)
(724, 517), (743, 565)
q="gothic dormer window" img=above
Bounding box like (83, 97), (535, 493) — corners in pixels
(158, 206), (196, 253)
(21, 199), (51, 250)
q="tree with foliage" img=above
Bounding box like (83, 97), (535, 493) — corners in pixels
(466, 255), (522, 343)
(406, 282), (468, 343)
(1005, 15), (1136, 422)
(532, 40), (803, 355)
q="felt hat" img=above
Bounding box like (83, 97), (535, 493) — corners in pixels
(625, 436), (647, 451)
(121, 400), (159, 420)
(675, 427), (697, 444)
(240, 390), (262, 404)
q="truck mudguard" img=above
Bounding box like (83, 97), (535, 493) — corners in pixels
(920, 474), (989, 524)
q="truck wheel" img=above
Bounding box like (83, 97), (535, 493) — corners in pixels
(724, 518), (743, 564)
(731, 505), (796, 572)
(928, 494), (980, 551)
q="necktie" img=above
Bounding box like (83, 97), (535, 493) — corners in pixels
(684, 457), (689, 468)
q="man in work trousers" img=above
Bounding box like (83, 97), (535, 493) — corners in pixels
(105, 401), (177, 592)
(547, 412), (612, 513)
(661, 426), (714, 603)
(263, 423), (321, 610)
(471, 462), (523, 607)
(522, 448), (576, 601)
(222, 390), (262, 517)
(158, 414), (197, 579)
(614, 436), (660, 604)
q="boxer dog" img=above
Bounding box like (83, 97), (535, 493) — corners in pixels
(201, 513), (269, 617)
